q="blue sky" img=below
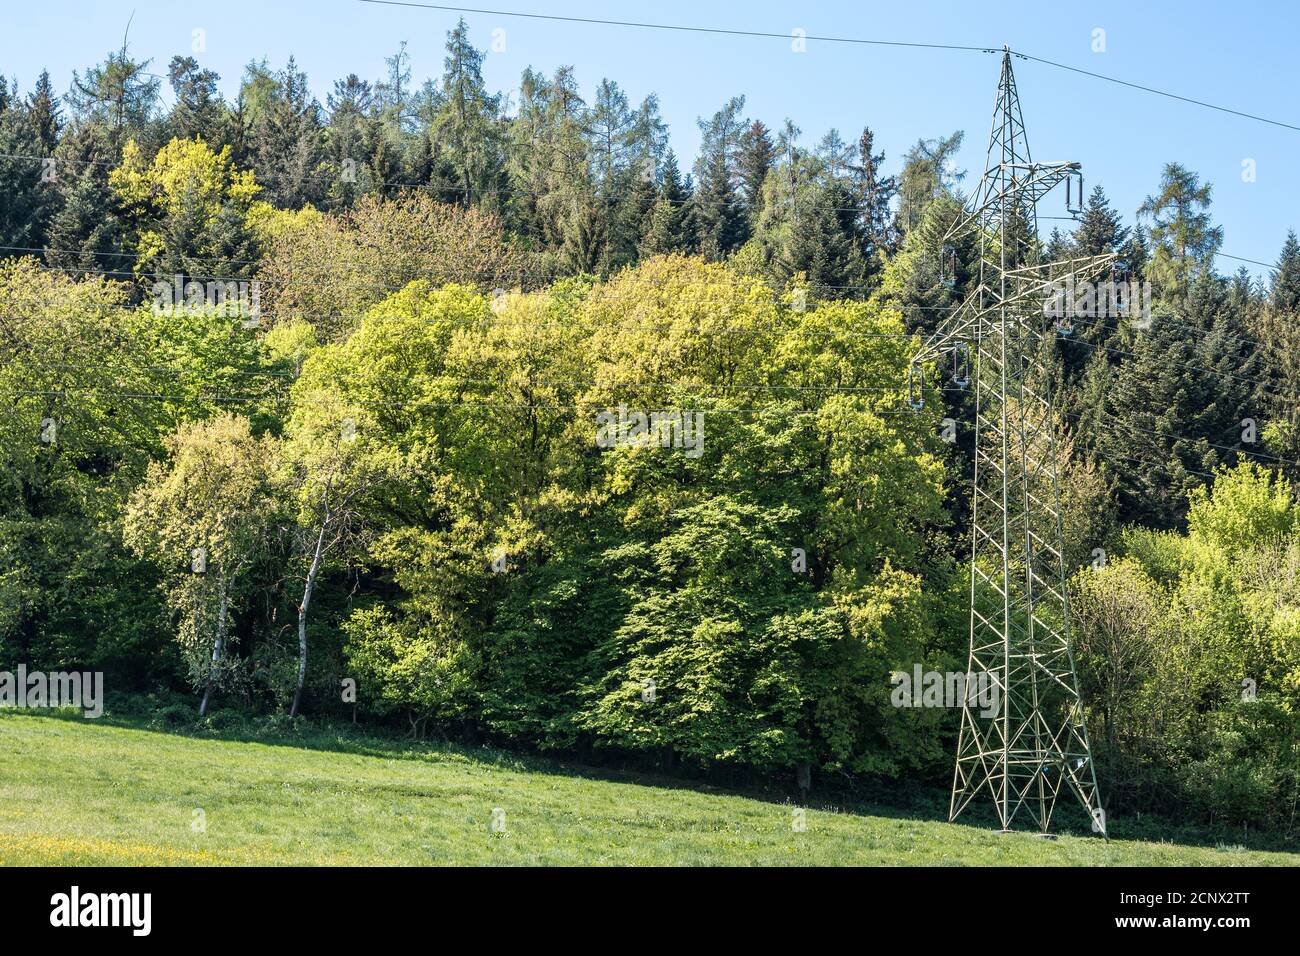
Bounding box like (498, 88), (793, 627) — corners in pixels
(5, 0), (1298, 276)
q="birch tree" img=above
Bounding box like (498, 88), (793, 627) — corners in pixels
(280, 392), (380, 717)
(123, 413), (276, 715)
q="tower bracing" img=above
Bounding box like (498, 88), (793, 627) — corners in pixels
(910, 47), (1112, 837)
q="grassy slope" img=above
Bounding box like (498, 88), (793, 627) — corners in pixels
(1, 713), (1295, 866)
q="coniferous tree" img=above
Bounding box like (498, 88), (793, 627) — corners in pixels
(1138, 162), (1222, 301)
(692, 96), (747, 259)
(850, 125), (897, 266)
(1185, 271), (1262, 467)
(1045, 227), (1070, 261)
(27, 70), (61, 156)
(1271, 230), (1300, 313)
(1094, 311), (1204, 527)
(43, 124), (122, 274)
(585, 79), (635, 193)
(0, 80), (50, 251)
(895, 131), (963, 235)
(746, 127), (866, 297)
(505, 66), (588, 259)
(640, 151), (694, 257)
(1072, 185), (1129, 258)
(167, 56), (228, 144)
(736, 120), (775, 226)
(431, 19), (503, 211)
(248, 57), (325, 209)
(558, 190), (607, 274)
(1252, 238), (1300, 477)
(324, 73), (398, 209)
(67, 44), (162, 153)
(1057, 186), (1132, 381)
(376, 41), (413, 144)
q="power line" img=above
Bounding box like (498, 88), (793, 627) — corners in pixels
(1012, 51), (1300, 135)
(1059, 407), (1300, 471)
(360, 1), (1300, 134)
(357, 1), (994, 53)
(1058, 308), (1293, 365)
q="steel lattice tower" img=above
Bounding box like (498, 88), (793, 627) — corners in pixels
(910, 48), (1114, 837)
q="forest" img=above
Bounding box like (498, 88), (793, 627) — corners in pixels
(1, 19), (1297, 838)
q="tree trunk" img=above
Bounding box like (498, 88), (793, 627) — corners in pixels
(199, 574), (230, 718)
(290, 524), (328, 718)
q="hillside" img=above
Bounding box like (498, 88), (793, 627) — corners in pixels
(1, 713), (1293, 866)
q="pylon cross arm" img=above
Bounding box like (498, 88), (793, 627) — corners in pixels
(1003, 252), (1119, 293)
(942, 162), (1082, 246)
(910, 284), (988, 365)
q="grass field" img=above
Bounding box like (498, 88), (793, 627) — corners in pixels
(1, 711), (1295, 866)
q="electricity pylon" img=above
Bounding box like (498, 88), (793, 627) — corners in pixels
(909, 48), (1112, 837)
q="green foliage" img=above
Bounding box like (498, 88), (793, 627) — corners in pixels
(1072, 462), (1300, 832)
(122, 413), (279, 704)
(5, 23), (1300, 837)
(1138, 162), (1223, 299)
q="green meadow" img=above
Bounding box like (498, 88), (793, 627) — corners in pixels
(1, 713), (1294, 866)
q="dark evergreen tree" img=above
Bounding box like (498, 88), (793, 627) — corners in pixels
(850, 125), (897, 264)
(736, 120), (774, 226)
(248, 57), (325, 209)
(167, 56), (228, 145)
(558, 190), (607, 274)
(1045, 227), (1070, 261)
(1185, 271), (1262, 467)
(1056, 186), (1132, 382)
(43, 124), (122, 275)
(1072, 185), (1129, 258)
(1272, 230), (1300, 313)
(0, 80), (50, 252)
(640, 151), (694, 257)
(324, 73), (387, 209)
(1093, 311), (1204, 527)
(692, 96), (747, 259)
(27, 70), (61, 156)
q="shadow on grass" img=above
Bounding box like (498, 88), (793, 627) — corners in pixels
(4, 708), (1295, 856)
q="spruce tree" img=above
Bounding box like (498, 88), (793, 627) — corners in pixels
(324, 73), (380, 209)
(851, 125), (897, 264)
(44, 124), (122, 275)
(0, 80), (48, 251)
(1094, 311), (1203, 527)
(736, 120), (774, 226)
(167, 56), (228, 144)
(692, 96), (747, 259)
(1057, 186), (1132, 382)
(1072, 185), (1129, 258)
(639, 151), (693, 257)
(1272, 230), (1300, 313)
(27, 70), (61, 156)
(249, 57), (325, 209)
